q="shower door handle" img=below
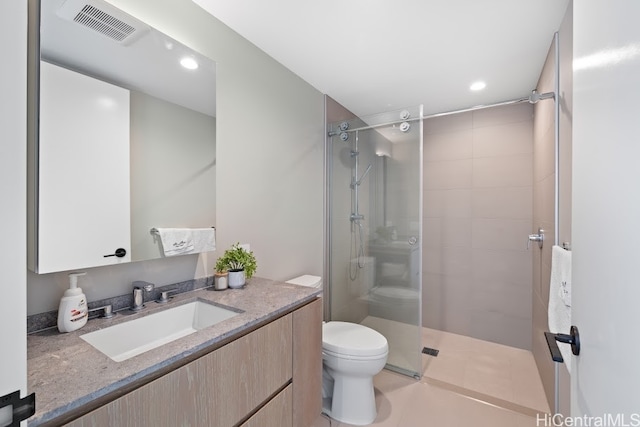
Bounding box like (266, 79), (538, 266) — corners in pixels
(408, 236), (418, 245)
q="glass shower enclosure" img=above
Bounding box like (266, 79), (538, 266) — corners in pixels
(325, 102), (423, 378)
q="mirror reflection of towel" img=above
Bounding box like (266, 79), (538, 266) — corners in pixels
(156, 228), (215, 256)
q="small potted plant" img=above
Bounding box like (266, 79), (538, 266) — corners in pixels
(217, 243), (257, 289)
(213, 258), (229, 290)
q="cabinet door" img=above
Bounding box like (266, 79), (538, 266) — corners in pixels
(293, 298), (323, 427)
(64, 314), (292, 427)
(38, 61), (130, 273)
(240, 385), (292, 427)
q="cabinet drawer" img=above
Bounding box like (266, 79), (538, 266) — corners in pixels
(240, 385), (292, 427)
(65, 314), (292, 427)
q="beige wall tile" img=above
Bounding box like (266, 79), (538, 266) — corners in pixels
(469, 309), (532, 350)
(471, 283), (532, 320)
(538, 173), (556, 226)
(533, 124), (555, 180)
(422, 273), (443, 329)
(473, 187), (533, 219)
(473, 121), (533, 158)
(424, 189), (472, 218)
(532, 245), (541, 299)
(472, 249), (532, 286)
(423, 246), (442, 275)
(441, 246), (473, 277)
(442, 217), (472, 248)
(472, 218), (532, 251)
(423, 217), (443, 247)
(532, 292), (555, 410)
(472, 103), (533, 129)
(425, 129), (473, 161)
(423, 189), (444, 217)
(424, 111), (473, 135)
(473, 154), (533, 188)
(424, 158), (473, 189)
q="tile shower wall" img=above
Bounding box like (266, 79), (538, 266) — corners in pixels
(422, 103), (533, 350)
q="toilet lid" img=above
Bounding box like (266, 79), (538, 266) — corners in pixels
(322, 321), (388, 357)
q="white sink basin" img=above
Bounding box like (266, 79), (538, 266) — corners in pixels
(80, 300), (240, 362)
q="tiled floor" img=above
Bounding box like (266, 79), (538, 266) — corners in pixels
(313, 327), (550, 427)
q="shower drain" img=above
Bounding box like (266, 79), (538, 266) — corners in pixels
(422, 347), (439, 357)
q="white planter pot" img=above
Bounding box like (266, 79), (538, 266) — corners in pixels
(214, 272), (228, 290)
(228, 269), (246, 289)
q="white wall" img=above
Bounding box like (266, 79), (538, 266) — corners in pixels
(0, 0), (27, 402)
(27, 0), (324, 314)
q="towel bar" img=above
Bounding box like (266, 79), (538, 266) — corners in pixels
(150, 226), (215, 234)
(545, 325), (580, 363)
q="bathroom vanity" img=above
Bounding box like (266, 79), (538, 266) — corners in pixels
(27, 278), (322, 427)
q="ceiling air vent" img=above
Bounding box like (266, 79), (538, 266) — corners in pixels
(74, 5), (135, 42)
(56, 0), (149, 45)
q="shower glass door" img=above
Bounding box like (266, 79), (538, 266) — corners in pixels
(326, 103), (423, 378)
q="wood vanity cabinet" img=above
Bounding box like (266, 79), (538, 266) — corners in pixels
(64, 298), (322, 427)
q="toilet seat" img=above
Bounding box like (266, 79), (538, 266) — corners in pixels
(323, 347), (387, 361)
(323, 321), (388, 358)
(370, 286), (418, 301)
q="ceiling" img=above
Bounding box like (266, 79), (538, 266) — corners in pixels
(41, 0), (216, 117)
(192, 0), (569, 119)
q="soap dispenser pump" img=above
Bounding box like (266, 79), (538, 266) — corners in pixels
(57, 272), (89, 333)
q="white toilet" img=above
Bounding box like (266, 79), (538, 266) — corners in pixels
(286, 275), (389, 426)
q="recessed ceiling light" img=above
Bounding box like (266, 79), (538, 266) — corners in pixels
(180, 57), (199, 70)
(470, 81), (486, 91)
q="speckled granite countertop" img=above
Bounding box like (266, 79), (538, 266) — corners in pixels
(27, 278), (321, 426)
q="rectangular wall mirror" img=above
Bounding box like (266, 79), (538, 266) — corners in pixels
(28, 0), (217, 274)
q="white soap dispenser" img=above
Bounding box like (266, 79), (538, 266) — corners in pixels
(57, 272), (89, 333)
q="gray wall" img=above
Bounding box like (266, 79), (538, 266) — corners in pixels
(27, 0), (324, 314)
(130, 91), (216, 262)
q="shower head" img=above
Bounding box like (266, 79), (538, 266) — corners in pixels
(529, 89), (555, 104)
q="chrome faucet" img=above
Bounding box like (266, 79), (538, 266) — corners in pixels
(157, 288), (179, 304)
(88, 304), (114, 319)
(131, 281), (155, 311)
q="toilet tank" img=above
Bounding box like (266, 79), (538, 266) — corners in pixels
(286, 275), (322, 288)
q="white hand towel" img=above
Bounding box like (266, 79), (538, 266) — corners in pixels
(156, 228), (195, 256)
(191, 228), (216, 253)
(548, 245), (572, 373)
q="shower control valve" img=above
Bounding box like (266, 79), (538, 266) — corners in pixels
(527, 227), (544, 250)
